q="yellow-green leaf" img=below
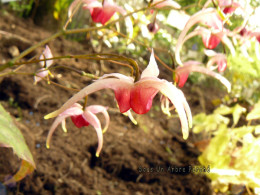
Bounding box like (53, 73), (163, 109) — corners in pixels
(247, 100), (260, 120)
(0, 104), (35, 184)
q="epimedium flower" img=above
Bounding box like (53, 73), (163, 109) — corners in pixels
(69, 0), (128, 25)
(45, 50), (192, 140)
(175, 60), (231, 91)
(175, 8), (235, 66)
(217, 0), (241, 14)
(68, 0), (133, 42)
(204, 49), (227, 72)
(83, 0), (126, 25)
(34, 45), (53, 84)
(46, 103), (110, 157)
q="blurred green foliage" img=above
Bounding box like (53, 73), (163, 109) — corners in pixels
(8, 0), (34, 17)
(193, 102), (260, 193)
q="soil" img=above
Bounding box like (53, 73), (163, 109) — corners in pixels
(0, 11), (220, 195)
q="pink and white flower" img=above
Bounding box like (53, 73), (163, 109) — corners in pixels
(45, 50), (192, 140)
(175, 60), (231, 91)
(34, 45), (53, 84)
(175, 8), (235, 66)
(204, 49), (227, 72)
(46, 103), (110, 157)
(69, 0), (128, 25)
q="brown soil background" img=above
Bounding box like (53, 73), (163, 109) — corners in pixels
(0, 11), (221, 195)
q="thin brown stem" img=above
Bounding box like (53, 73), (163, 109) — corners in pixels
(112, 29), (174, 72)
(41, 77), (80, 92)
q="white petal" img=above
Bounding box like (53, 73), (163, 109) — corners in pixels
(83, 111), (103, 157)
(136, 78), (191, 139)
(175, 8), (219, 66)
(44, 78), (133, 119)
(39, 45), (53, 68)
(86, 105), (110, 133)
(177, 63), (231, 92)
(46, 115), (68, 148)
(141, 49), (159, 79)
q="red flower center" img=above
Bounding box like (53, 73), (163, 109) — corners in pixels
(71, 115), (90, 128)
(202, 34), (221, 49)
(114, 85), (159, 114)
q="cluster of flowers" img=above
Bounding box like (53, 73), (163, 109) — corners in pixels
(33, 0), (254, 156)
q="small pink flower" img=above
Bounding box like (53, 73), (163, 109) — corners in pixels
(217, 0), (240, 14)
(69, 0), (126, 25)
(175, 8), (235, 65)
(204, 49), (227, 72)
(46, 103), (110, 157)
(204, 50), (227, 72)
(34, 45), (53, 84)
(45, 50), (192, 140)
(175, 61), (231, 91)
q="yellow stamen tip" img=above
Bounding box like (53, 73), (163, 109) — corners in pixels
(95, 153), (99, 157)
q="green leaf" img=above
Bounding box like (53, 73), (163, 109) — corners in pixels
(0, 104), (35, 184)
(215, 104), (246, 126)
(247, 100), (260, 120)
(232, 104), (246, 126)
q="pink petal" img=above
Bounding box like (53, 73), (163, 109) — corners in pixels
(34, 68), (48, 84)
(39, 45), (53, 68)
(45, 78), (133, 119)
(176, 63), (231, 92)
(84, 0), (126, 25)
(71, 115), (90, 128)
(141, 50), (159, 79)
(206, 54), (227, 72)
(114, 87), (131, 113)
(46, 115), (68, 148)
(217, 59), (227, 72)
(46, 104), (84, 148)
(176, 72), (189, 88)
(130, 83), (159, 114)
(91, 7), (116, 25)
(83, 111), (103, 157)
(152, 0), (181, 9)
(133, 79), (192, 139)
(175, 8), (222, 65)
(202, 33), (221, 49)
(86, 105), (110, 133)
(60, 103), (83, 116)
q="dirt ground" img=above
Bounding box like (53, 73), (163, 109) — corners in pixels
(0, 11), (220, 195)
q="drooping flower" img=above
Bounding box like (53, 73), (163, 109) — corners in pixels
(204, 49), (227, 72)
(46, 103), (110, 157)
(69, 0), (126, 25)
(34, 45), (53, 84)
(217, 0), (240, 14)
(175, 8), (235, 66)
(175, 61), (231, 91)
(68, 0), (133, 42)
(45, 50), (192, 140)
